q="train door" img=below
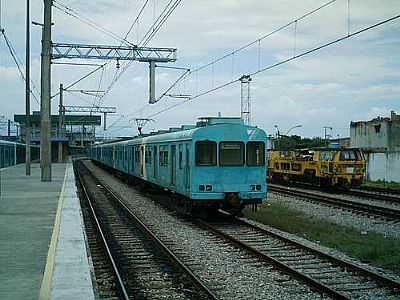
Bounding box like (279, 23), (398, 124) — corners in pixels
(184, 144), (191, 191)
(140, 146), (144, 177)
(170, 145), (176, 185)
(130, 147), (134, 174)
(0, 145), (3, 168)
(153, 145), (158, 178)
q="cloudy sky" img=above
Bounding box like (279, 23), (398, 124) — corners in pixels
(0, 0), (399, 138)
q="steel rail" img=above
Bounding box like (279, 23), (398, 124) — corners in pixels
(235, 217), (400, 291)
(347, 189), (400, 203)
(356, 186), (400, 196)
(269, 185), (400, 219)
(79, 162), (219, 300)
(195, 218), (350, 300)
(74, 163), (130, 300)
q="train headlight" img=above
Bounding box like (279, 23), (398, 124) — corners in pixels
(199, 185), (205, 191)
(256, 184), (261, 191)
(250, 185), (256, 191)
(206, 185), (212, 191)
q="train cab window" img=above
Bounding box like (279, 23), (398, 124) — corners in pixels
(340, 150), (361, 161)
(219, 142), (244, 166)
(195, 141), (217, 166)
(247, 142), (265, 166)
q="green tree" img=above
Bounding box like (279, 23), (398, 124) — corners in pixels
(275, 135), (327, 150)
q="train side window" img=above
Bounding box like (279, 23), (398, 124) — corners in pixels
(195, 141), (217, 166)
(275, 162), (279, 170)
(148, 149), (152, 164)
(159, 146), (169, 166)
(247, 142), (265, 166)
(135, 147), (140, 163)
(219, 142), (244, 166)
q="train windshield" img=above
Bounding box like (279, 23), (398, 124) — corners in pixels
(219, 142), (244, 166)
(319, 151), (335, 161)
(247, 142), (265, 166)
(340, 150), (362, 161)
(195, 141), (217, 166)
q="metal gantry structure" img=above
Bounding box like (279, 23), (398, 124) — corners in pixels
(51, 43), (177, 62)
(62, 105), (117, 131)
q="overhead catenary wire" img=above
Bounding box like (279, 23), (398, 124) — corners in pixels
(51, 63), (106, 99)
(53, 0), (135, 46)
(145, 13), (400, 119)
(97, 0), (183, 110)
(0, 29), (40, 104)
(139, 0), (182, 46)
(108, 0), (337, 128)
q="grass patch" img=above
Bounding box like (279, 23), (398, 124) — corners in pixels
(362, 180), (400, 190)
(244, 202), (400, 273)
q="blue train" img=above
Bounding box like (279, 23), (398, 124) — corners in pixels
(89, 117), (267, 214)
(0, 140), (40, 168)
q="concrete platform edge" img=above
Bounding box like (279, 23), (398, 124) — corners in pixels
(38, 167), (68, 300)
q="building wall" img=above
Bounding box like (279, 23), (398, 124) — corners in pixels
(365, 152), (400, 182)
(350, 111), (400, 182)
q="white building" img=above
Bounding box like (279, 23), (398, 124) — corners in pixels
(350, 111), (400, 182)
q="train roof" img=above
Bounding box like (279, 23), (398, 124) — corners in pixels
(0, 140), (38, 147)
(270, 147), (362, 152)
(94, 117), (267, 147)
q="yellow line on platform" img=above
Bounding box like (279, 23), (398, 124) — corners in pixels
(38, 165), (69, 300)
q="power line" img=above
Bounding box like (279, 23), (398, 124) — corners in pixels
(97, 0), (183, 107)
(53, 0), (135, 46)
(123, 0), (150, 42)
(51, 63), (106, 100)
(116, 0), (338, 123)
(0, 29), (40, 104)
(145, 13), (400, 119)
(189, 0), (337, 75)
(139, 0), (182, 46)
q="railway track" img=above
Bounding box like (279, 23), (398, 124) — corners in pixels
(83, 160), (332, 299)
(347, 188), (400, 204)
(75, 161), (217, 300)
(80, 160), (400, 299)
(197, 215), (400, 300)
(269, 184), (400, 221)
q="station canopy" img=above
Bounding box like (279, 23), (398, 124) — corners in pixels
(14, 114), (101, 126)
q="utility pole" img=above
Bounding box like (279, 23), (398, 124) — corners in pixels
(149, 61), (156, 104)
(240, 75), (252, 125)
(25, 0), (31, 175)
(40, 0), (52, 181)
(58, 83), (63, 162)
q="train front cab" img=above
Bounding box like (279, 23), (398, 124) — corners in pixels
(191, 136), (267, 212)
(332, 149), (365, 187)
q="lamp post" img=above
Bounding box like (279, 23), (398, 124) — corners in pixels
(274, 125), (280, 149)
(285, 124), (302, 136)
(323, 126), (333, 146)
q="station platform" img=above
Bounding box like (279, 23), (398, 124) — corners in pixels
(0, 162), (95, 300)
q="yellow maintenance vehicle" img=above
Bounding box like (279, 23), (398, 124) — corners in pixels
(267, 148), (366, 188)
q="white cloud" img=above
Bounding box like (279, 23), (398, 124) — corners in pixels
(0, 0), (399, 138)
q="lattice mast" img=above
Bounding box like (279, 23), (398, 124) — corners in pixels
(240, 75), (252, 125)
